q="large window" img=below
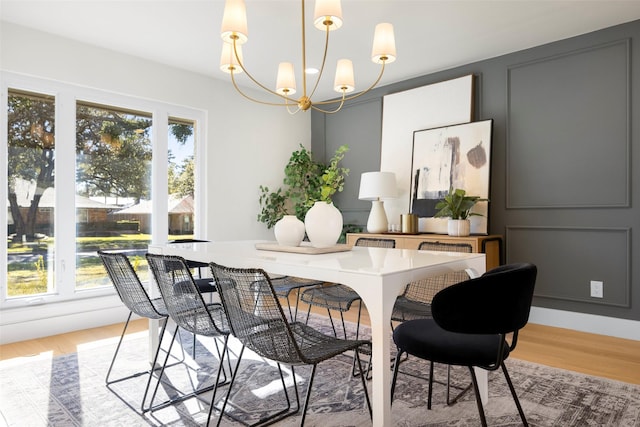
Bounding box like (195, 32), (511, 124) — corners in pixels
(6, 90), (57, 297)
(75, 103), (153, 290)
(2, 76), (204, 307)
(168, 117), (196, 239)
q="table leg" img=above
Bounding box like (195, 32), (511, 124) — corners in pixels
(474, 367), (488, 403)
(148, 318), (160, 366)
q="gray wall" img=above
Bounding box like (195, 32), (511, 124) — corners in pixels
(311, 19), (640, 322)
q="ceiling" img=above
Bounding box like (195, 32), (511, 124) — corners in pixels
(2, 1), (640, 101)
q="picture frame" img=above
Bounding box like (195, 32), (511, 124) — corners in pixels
(410, 119), (493, 234)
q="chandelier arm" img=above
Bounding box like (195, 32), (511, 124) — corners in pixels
(307, 24), (331, 101)
(286, 104), (301, 115)
(232, 40), (293, 103)
(310, 92), (346, 114)
(313, 60), (387, 106)
(230, 71), (298, 107)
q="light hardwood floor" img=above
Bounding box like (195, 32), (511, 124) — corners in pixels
(2, 302), (639, 386)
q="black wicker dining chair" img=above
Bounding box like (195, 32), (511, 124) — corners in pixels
(99, 250), (180, 413)
(301, 237), (396, 340)
(209, 262), (372, 427)
(168, 239), (217, 294)
(266, 275), (324, 322)
(145, 253), (231, 426)
(390, 263), (537, 426)
(392, 241), (472, 322)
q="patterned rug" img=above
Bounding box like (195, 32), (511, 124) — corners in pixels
(1, 315), (639, 427)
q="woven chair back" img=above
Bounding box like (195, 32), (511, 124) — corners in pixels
(98, 250), (166, 320)
(403, 241), (473, 302)
(146, 254), (227, 336)
(354, 237), (396, 248)
(211, 263), (313, 365)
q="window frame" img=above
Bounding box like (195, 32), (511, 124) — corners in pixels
(1, 71), (207, 311)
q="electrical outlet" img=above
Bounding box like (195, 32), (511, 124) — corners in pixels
(590, 280), (604, 298)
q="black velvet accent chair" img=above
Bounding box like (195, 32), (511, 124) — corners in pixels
(390, 263), (537, 427)
(209, 262), (372, 427)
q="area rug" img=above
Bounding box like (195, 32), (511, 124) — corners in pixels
(1, 316), (639, 427)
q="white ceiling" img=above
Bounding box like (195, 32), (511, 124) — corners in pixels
(2, 1), (640, 101)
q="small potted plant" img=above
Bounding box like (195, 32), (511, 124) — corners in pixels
(434, 188), (487, 236)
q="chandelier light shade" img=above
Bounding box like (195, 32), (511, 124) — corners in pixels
(334, 59), (355, 93)
(359, 171), (397, 234)
(219, 0), (396, 114)
(276, 62), (297, 95)
(221, 0), (248, 43)
(372, 23), (397, 64)
(220, 42), (244, 73)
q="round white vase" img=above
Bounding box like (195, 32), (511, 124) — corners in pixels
(448, 219), (471, 237)
(274, 215), (306, 246)
(304, 201), (343, 248)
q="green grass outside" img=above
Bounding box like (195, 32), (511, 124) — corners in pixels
(6, 233), (187, 297)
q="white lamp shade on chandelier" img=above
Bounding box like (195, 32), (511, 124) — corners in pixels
(359, 171), (397, 233)
(218, 0), (397, 114)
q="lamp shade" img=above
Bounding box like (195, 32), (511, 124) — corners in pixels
(333, 59), (355, 93)
(276, 62), (297, 95)
(358, 171), (397, 201)
(221, 0), (248, 44)
(371, 23), (396, 64)
(220, 42), (244, 74)
(314, 0), (343, 31)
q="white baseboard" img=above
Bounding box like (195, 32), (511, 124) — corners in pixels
(529, 307), (640, 341)
(0, 295), (130, 345)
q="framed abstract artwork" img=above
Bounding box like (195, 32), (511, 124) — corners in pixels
(410, 119), (493, 234)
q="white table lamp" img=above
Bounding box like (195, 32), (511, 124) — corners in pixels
(358, 171), (397, 233)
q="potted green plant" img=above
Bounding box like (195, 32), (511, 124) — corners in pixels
(434, 188), (487, 236)
(258, 144), (349, 247)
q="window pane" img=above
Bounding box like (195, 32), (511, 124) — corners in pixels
(6, 90), (56, 298)
(168, 118), (196, 240)
(75, 103), (152, 289)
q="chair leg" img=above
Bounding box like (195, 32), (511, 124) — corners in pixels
(105, 311), (134, 385)
(147, 324), (180, 412)
(468, 366), (488, 427)
(204, 335), (231, 427)
(214, 347), (295, 427)
(446, 365), (473, 406)
(147, 326), (223, 413)
(300, 364), (318, 426)
(354, 349), (372, 419)
(140, 318), (173, 412)
(215, 345), (245, 427)
(427, 361), (434, 410)
(390, 349), (404, 402)
(106, 313), (177, 414)
(501, 361), (529, 426)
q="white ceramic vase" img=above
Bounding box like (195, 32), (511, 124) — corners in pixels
(274, 215), (306, 246)
(448, 219), (471, 237)
(304, 201), (343, 248)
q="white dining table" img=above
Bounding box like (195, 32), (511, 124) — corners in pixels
(148, 240), (487, 426)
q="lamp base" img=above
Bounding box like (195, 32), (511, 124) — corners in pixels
(367, 200), (388, 234)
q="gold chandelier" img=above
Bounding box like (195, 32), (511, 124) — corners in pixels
(219, 0), (397, 114)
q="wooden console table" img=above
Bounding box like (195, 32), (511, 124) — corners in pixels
(346, 232), (503, 270)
